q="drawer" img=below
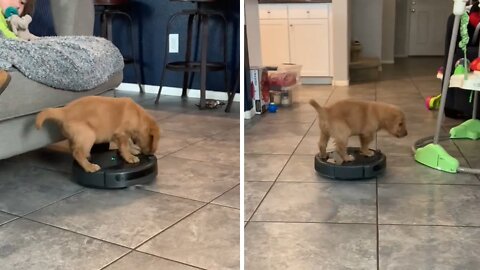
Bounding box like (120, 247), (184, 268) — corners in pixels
(288, 4), (329, 19)
(259, 4), (288, 19)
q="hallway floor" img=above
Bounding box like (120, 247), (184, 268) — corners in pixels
(0, 92), (240, 270)
(245, 57), (480, 269)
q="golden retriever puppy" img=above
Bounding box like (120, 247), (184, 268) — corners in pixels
(309, 99), (407, 163)
(36, 96), (160, 173)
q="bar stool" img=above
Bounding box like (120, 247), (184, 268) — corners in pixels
(95, 0), (143, 93)
(155, 0), (228, 109)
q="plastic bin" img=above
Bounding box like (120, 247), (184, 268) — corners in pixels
(267, 63), (302, 106)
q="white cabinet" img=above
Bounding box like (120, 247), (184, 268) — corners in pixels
(259, 19), (290, 67)
(289, 19), (330, 76)
(259, 3), (332, 77)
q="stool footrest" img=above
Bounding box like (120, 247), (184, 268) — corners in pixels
(166, 61), (226, 72)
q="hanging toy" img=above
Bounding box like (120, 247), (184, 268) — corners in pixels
(3, 6), (18, 19)
(0, 6), (17, 39)
(458, 11), (471, 79)
(454, 58), (470, 75)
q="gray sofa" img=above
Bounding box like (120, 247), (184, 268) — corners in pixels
(0, 1), (123, 159)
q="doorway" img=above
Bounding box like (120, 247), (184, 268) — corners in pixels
(406, 0), (451, 56)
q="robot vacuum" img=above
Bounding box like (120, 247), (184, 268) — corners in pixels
(314, 147), (386, 180)
(72, 146), (157, 189)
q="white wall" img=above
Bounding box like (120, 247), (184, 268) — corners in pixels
(245, 0), (262, 66)
(382, 0), (396, 63)
(332, 0), (350, 84)
(394, 0), (408, 57)
(351, 0), (383, 59)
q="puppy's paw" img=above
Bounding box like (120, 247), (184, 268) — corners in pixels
(125, 155), (140, 164)
(343, 154), (355, 162)
(85, 163), (101, 173)
(128, 139), (141, 155)
(360, 149), (375, 157)
(129, 147), (141, 155)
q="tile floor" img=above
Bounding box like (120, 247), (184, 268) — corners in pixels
(0, 92), (240, 270)
(245, 57), (480, 269)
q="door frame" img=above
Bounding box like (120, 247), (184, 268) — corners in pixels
(405, 0), (413, 56)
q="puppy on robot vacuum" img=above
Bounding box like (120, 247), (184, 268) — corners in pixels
(36, 96), (160, 173)
(309, 99), (408, 164)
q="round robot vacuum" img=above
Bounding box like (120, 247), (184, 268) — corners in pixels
(72, 150), (157, 189)
(314, 147), (386, 180)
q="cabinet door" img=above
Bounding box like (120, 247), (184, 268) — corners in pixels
(289, 19), (330, 76)
(259, 19), (290, 67)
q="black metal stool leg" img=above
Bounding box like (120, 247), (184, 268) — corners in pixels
(100, 9), (107, 38)
(106, 11), (113, 41)
(155, 69), (167, 104)
(188, 15), (201, 91)
(182, 13), (196, 98)
(225, 72), (238, 113)
(117, 11), (144, 94)
(199, 14), (209, 109)
(104, 9), (144, 94)
(219, 14), (230, 112)
(156, 12), (181, 104)
(126, 14), (144, 94)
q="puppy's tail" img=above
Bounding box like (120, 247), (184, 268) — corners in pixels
(309, 99), (328, 122)
(309, 99), (323, 112)
(35, 108), (64, 129)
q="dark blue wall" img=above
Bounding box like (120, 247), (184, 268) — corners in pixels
(29, 0), (56, 36)
(99, 0), (239, 92)
(30, 0), (239, 93)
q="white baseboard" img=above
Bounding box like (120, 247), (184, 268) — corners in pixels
(382, 60), (395, 64)
(333, 80), (350, 86)
(394, 54), (408, 58)
(116, 83), (240, 102)
(244, 107), (256, 120)
(301, 77), (333, 85)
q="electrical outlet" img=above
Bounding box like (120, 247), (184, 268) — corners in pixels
(169, 34), (179, 53)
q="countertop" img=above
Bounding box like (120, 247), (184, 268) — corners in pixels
(258, 0), (332, 3)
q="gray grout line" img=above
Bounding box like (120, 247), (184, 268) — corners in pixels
(131, 187), (211, 205)
(248, 220), (376, 225)
(210, 183), (240, 210)
(21, 217), (134, 250)
(376, 182), (480, 186)
(378, 223), (480, 228)
(247, 220), (480, 229)
(130, 180), (240, 251)
(133, 250), (207, 270)
(273, 180), (376, 184)
(374, 76), (380, 270)
(19, 188), (87, 218)
(140, 184), (239, 210)
(450, 140), (480, 182)
(0, 209), (20, 217)
(99, 249), (207, 270)
(245, 88), (336, 227)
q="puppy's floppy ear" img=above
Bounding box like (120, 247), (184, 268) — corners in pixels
(149, 125), (160, 153)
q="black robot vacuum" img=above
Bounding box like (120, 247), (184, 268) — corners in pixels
(314, 147), (386, 180)
(72, 144), (157, 189)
